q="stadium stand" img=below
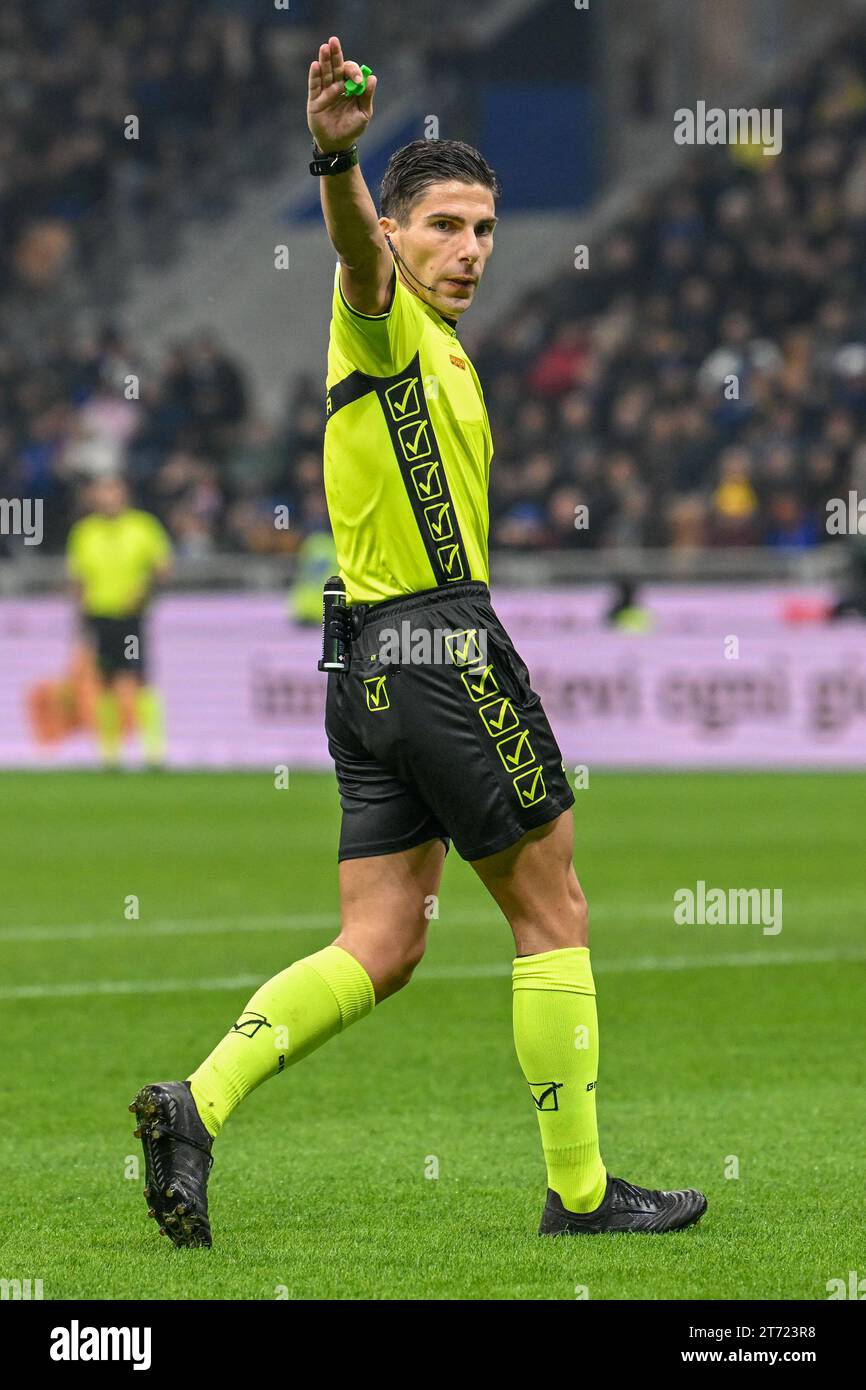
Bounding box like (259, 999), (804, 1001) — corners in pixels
(2, 11), (865, 560)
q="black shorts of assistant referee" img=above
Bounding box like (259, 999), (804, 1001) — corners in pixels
(83, 613), (147, 680)
(325, 580), (575, 862)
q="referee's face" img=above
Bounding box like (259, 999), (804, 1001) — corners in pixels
(382, 180), (497, 318)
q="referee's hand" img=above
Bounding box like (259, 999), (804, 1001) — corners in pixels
(308, 36), (377, 153)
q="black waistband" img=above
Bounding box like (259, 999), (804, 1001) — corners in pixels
(349, 580), (489, 637)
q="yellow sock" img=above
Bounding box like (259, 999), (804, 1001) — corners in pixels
(512, 946), (607, 1213)
(95, 689), (122, 764)
(135, 685), (166, 764)
(188, 944), (375, 1137)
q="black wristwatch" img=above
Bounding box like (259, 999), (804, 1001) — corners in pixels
(309, 141), (359, 176)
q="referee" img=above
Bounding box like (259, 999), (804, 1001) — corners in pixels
(129, 35), (706, 1246)
(67, 476), (171, 769)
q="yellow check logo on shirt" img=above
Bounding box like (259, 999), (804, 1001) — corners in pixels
(437, 543), (464, 580)
(397, 419), (432, 461)
(363, 675), (390, 712)
(445, 629), (483, 667)
(513, 765), (546, 807)
(479, 697), (520, 738)
(424, 501), (453, 541)
(384, 376), (420, 421)
(410, 460), (442, 500)
(496, 727), (535, 771)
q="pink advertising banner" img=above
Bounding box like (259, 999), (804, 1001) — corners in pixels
(1, 587), (864, 768)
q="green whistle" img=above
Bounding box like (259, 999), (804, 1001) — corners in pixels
(343, 64), (372, 97)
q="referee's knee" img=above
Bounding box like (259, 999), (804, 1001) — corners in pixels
(334, 930), (427, 1002)
(383, 950), (424, 997)
(368, 950), (425, 1002)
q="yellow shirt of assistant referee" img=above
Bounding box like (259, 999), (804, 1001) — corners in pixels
(67, 509), (172, 617)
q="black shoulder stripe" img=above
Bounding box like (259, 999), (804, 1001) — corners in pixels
(326, 369), (377, 421)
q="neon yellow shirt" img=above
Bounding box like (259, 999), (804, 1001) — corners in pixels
(66, 509), (172, 617)
(324, 259), (493, 604)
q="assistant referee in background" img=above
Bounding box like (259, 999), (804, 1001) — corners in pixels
(66, 475), (172, 769)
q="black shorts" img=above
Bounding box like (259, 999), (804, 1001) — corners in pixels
(83, 614), (147, 679)
(325, 580), (575, 862)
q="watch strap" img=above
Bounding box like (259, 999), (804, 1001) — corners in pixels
(310, 142), (359, 176)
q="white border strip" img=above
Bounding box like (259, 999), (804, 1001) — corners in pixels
(3, 946), (864, 1001)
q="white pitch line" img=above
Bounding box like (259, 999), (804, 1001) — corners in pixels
(0, 907), (659, 943)
(2, 946), (864, 1001)
(0, 913), (338, 943)
(0, 896), (861, 944)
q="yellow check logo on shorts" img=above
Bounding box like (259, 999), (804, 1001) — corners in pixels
(479, 696), (520, 738)
(496, 727), (535, 772)
(363, 674), (390, 712)
(461, 663), (499, 701)
(449, 615), (550, 814)
(445, 629), (484, 667)
(513, 765), (546, 807)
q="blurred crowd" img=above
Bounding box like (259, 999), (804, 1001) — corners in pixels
(3, 15), (866, 557)
(0, 324), (330, 556)
(0, 0), (329, 358)
(475, 35), (866, 551)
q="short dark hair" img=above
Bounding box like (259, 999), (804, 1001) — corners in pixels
(379, 138), (502, 226)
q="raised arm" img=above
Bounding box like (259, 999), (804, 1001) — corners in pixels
(307, 35), (394, 316)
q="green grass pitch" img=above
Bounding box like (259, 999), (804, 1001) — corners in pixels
(1, 769), (863, 1300)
